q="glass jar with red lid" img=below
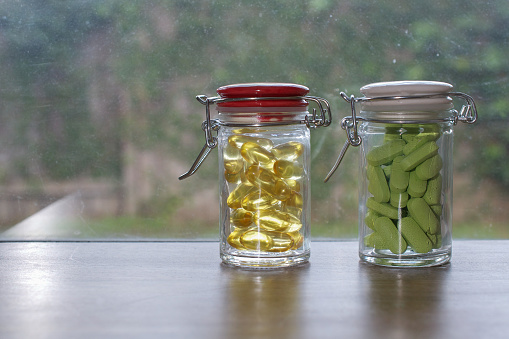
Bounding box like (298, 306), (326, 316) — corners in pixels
(180, 83), (331, 268)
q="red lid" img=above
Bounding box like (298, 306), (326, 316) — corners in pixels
(216, 83), (309, 108)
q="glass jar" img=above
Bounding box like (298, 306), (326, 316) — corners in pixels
(327, 81), (477, 267)
(180, 83), (331, 268)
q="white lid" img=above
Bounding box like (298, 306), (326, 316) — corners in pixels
(359, 81), (454, 114)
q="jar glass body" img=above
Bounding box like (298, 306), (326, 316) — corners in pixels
(218, 122), (311, 268)
(357, 116), (454, 267)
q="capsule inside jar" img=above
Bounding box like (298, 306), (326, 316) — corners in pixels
(274, 160), (304, 179)
(363, 123), (445, 255)
(271, 141), (304, 161)
(223, 144), (244, 174)
(223, 133), (305, 254)
(245, 165), (292, 201)
(254, 208), (302, 233)
(229, 135), (273, 151)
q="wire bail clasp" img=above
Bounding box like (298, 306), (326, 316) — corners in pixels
(304, 96), (332, 128)
(449, 92), (478, 124)
(178, 95), (221, 180)
(324, 93), (362, 182)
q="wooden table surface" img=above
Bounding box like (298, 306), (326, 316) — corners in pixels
(1, 240), (508, 339)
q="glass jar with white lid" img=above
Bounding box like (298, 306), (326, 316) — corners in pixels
(326, 80), (478, 267)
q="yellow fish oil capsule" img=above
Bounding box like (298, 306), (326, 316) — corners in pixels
(241, 141), (275, 166)
(282, 191), (304, 217)
(285, 179), (301, 192)
(240, 230), (274, 251)
(245, 165), (292, 201)
(224, 169), (241, 184)
(228, 135), (274, 151)
(254, 209), (302, 233)
(227, 227), (247, 250)
(230, 208), (254, 228)
(271, 141), (304, 161)
(227, 183), (255, 209)
(288, 231), (304, 249)
(263, 231), (294, 252)
(241, 190), (278, 211)
(273, 160), (304, 179)
(223, 144), (244, 174)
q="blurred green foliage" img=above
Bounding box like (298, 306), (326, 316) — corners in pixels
(0, 0), (508, 232)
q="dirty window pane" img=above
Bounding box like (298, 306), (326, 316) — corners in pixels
(0, 0), (507, 240)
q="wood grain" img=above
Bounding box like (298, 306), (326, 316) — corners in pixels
(1, 240), (508, 339)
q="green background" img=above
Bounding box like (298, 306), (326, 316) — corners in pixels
(0, 0), (507, 239)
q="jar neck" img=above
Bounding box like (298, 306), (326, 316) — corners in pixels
(217, 108), (309, 126)
(358, 109), (456, 124)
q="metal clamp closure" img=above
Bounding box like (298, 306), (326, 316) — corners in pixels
(179, 94), (332, 180)
(302, 96), (332, 128)
(449, 92), (478, 124)
(178, 117), (220, 180)
(324, 91), (478, 182)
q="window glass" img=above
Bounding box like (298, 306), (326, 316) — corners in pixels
(0, 0), (507, 240)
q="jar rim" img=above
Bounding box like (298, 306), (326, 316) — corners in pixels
(360, 80), (453, 97)
(217, 82), (309, 98)
(216, 83), (310, 109)
(359, 81), (455, 114)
